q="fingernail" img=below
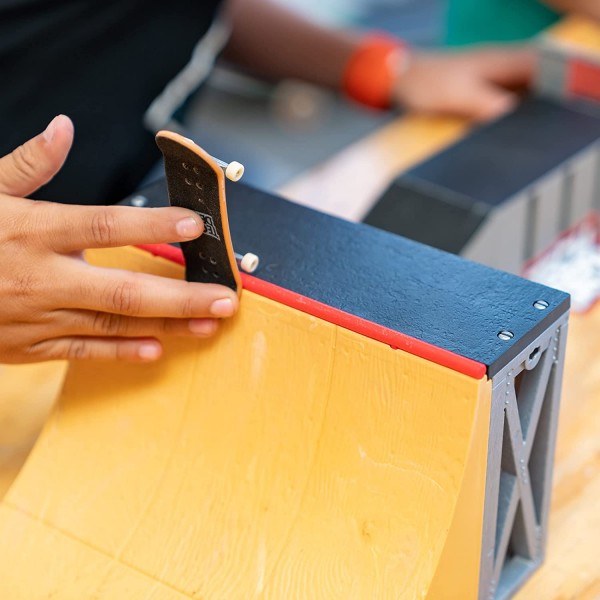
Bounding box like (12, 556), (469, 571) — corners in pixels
(210, 298), (235, 317)
(189, 318), (218, 335)
(176, 217), (202, 239)
(138, 343), (162, 361)
(43, 115), (60, 144)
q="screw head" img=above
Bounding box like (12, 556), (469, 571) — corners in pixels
(533, 299), (549, 310)
(498, 330), (514, 341)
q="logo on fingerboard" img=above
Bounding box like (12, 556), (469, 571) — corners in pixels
(197, 212), (220, 240)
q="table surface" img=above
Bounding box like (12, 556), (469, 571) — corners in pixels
(1, 15), (600, 600)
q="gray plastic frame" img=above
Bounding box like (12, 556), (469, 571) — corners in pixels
(478, 311), (569, 599)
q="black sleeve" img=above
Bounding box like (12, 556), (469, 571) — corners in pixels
(0, 0), (222, 204)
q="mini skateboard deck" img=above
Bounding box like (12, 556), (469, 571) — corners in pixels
(156, 131), (242, 295)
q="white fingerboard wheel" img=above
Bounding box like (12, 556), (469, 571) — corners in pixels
(240, 252), (259, 273)
(225, 161), (245, 182)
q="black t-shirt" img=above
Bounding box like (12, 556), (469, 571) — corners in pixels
(0, 0), (222, 204)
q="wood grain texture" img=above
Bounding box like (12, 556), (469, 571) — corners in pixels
(0, 246), (490, 599)
(0, 504), (190, 599)
(0, 361), (68, 497)
(2, 263), (599, 599)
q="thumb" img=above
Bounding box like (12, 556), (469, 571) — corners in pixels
(0, 114), (74, 197)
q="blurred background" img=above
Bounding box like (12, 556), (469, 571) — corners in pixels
(176, 0), (446, 190)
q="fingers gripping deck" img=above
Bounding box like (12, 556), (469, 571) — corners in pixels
(156, 131), (242, 294)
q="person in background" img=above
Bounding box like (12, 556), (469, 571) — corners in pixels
(446, 0), (600, 46)
(0, 0), (536, 364)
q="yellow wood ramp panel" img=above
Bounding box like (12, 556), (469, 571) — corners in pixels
(0, 361), (68, 497)
(0, 247), (490, 599)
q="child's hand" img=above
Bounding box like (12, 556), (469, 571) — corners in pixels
(0, 116), (239, 364)
(393, 47), (537, 121)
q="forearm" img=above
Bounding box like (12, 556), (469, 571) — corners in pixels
(220, 0), (535, 123)
(222, 0), (360, 89)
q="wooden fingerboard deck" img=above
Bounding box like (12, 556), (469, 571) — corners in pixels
(156, 132), (241, 293)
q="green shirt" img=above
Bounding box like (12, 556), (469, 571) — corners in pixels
(446, 0), (561, 46)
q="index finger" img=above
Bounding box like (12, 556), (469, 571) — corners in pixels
(35, 202), (205, 252)
(61, 262), (240, 319)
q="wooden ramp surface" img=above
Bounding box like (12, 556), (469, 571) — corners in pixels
(3, 296), (600, 599)
(0, 247), (490, 599)
(0, 187), (596, 596)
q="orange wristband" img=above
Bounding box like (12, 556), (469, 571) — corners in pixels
(342, 34), (408, 110)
